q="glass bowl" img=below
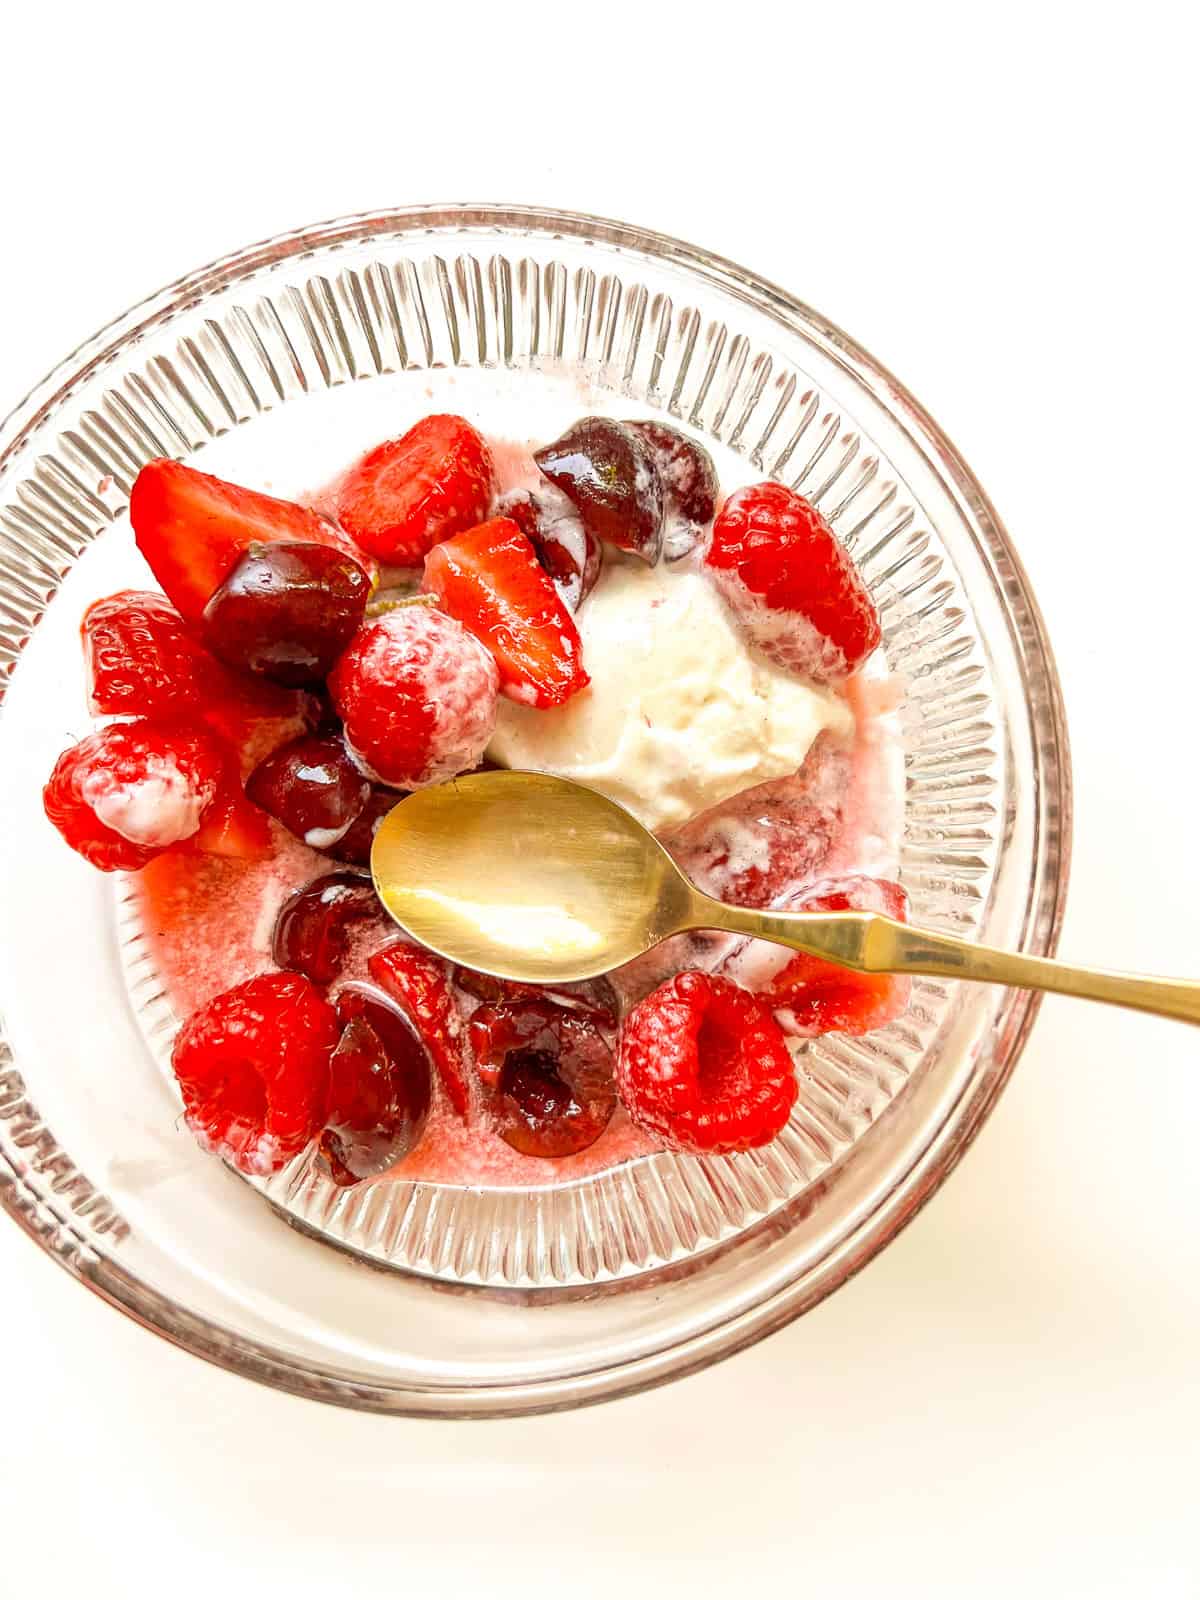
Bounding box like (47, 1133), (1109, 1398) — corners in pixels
(0, 204), (1071, 1416)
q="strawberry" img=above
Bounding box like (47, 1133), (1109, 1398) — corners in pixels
(82, 590), (307, 755)
(368, 942), (472, 1117)
(706, 482), (881, 680)
(189, 775), (273, 861)
(334, 414), (494, 566)
(758, 876), (910, 1037)
(422, 517), (590, 708)
(129, 459), (374, 624)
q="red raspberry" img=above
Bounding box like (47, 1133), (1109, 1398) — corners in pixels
(706, 482), (881, 679)
(334, 414), (495, 566)
(171, 972), (338, 1174)
(43, 719), (224, 872)
(368, 942), (472, 1117)
(328, 606), (498, 787)
(757, 876), (910, 1037)
(616, 972), (797, 1154)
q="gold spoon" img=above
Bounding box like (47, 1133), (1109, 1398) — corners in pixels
(371, 770), (1200, 1025)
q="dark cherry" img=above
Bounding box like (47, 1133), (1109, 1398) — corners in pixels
(469, 1001), (616, 1158)
(317, 983), (432, 1186)
(323, 786), (399, 866)
(533, 417), (665, 564)
(626, 420), (719, 530)
(246, 734), (369, 848)
(497, 490), (601, 610)
(271, 870), (382, 986)
(454, 967), (619, 1028)
(201, 540), (370, 686)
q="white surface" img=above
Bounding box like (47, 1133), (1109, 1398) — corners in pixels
(2, 4), (1197, 1594)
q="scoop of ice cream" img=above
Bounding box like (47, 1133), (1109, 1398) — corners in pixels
(487, 562), (854, 832)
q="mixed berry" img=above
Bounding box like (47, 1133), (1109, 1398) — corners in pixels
(43, 406), (906, 1186)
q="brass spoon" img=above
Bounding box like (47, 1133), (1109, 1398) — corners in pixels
(371, 770), (1200, 1025)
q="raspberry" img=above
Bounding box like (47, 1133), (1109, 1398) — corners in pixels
(368, 942), (472, 1117)
(706, 482), (880, 679)
(170, 972), (339, 1174)
(616, 972), (797, 1154)
(43, 719), (224, 872)
(468, 1000), (616, 1157)
(328, 606), (498, 787)
(334, 414), (495, 566)
(757, 876), (911, 1037)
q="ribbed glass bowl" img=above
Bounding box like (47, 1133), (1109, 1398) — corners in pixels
(0, 205), (1070, 1416)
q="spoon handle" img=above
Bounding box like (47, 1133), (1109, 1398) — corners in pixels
(699, 900), (1200, 1026)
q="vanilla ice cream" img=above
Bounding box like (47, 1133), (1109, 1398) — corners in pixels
(487, 562), (854, 832)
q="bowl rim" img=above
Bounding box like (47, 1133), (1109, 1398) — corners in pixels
(0, 202), (1073, 1415)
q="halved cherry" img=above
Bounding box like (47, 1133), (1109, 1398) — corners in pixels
(317, 983), (433, 1185)
(468, 1000), (616, 1158)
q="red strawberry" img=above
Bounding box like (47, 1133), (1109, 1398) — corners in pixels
(368, 942), (472, 1117)
(757, 876), (910, 1037)
(189, 775), (273, 861)
(422, 517), (590, 708)
(328, 607), (498, 787)
(616, 971), (797, 1154)
(129, 459), (374, 624)
(82, 589), (217, 719)
(706, 482), (880, 680)
(334, 414), (494, 566)
(43, 719), (224, 872)
(82, 589), (308, 762)
(171, 971), (339, 1174)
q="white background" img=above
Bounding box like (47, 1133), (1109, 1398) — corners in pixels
(2, 4), (1197, 1594)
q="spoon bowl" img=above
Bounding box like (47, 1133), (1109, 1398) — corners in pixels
(371, 770), (694, 982)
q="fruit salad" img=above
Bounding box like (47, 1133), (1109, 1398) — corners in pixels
(42, 411), (907, 1189)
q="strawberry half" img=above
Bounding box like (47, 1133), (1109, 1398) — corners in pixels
(422, 517), (590, 708)
(759, 876), (910, 1037)
(130, 459), (374, 624)
(334, 414), (494, 567)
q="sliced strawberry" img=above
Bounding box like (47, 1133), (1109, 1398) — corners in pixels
(82, 588), (313, 769)
(82, 589), (217, 719)
(368, 942), (472, 1117)
(129, 459), (374, 624)
(422, 517), (589, 708)
(706, 482), (880, 680)
(189, 776), (273, 861)
(759, 876), (910, 1037)
(334, 414), (494, 566)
